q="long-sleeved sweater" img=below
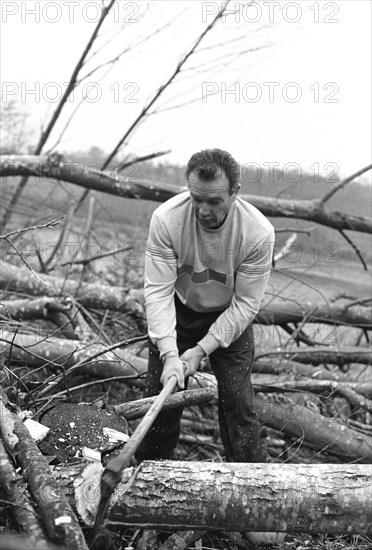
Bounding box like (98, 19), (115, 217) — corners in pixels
(145, 191), (275, 357)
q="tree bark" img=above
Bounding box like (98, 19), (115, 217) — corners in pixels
(56, 461), (372, 534)
(1, 155), (371, 233)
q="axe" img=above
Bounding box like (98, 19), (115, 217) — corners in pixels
(89, 375), (179, 548)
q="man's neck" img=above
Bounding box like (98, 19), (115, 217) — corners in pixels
(210, 214), (228, 230)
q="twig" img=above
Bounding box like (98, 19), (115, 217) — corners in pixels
(61, 243), (135, 266)
(4, 238), (48, 286)
(0, 216), (64, 240)
(338, 229), (368, 271)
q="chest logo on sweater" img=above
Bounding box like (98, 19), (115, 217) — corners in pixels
(178, 264), (227, 285)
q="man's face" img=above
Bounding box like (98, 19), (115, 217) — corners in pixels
(188, 169), (238, 229)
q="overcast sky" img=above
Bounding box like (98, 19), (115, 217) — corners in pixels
(1, 0), (371, 181)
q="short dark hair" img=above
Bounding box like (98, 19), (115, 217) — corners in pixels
(185, 148), (240, 194)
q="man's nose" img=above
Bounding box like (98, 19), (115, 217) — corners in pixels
(199, 203), (210, 216)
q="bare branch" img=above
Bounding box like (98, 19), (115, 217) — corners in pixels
(2, 155), (371, 234)
(0, 0), (116, 232)
(117, 150), (171, 172)
(4, 238), (48, 286)
(102, 0), (233, 169)
(320, 164), (372, 204)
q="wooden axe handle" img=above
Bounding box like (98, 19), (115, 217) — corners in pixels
(103, 375), (178, 479)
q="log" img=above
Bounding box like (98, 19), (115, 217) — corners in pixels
(1, 155), (371, 233)
(253, 375), (372, 398)
(0, 296), (73, 320)
(253, 358), (354, 380)
(0, 329), (147, 380)
(0, 261), (144, 317)
(56, 461), (372, 534)
(2, 328), (371, 460)
(0, 390), (88, 549)
(0, 536), (64, 550)
(258, 346), (372, 365)
(256, 397), (372, 462)
(114, 388), (216, 420)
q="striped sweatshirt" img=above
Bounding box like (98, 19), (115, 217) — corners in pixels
(145, 191), (274, 357)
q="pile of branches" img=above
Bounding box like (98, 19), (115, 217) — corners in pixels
(0, 160), (371, 549)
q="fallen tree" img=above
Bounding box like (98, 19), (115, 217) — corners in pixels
(0, 260), (144, 317)
(57, 460), (372, 534)
(1, 155), (371, 233)
(1, 260), (371, 328)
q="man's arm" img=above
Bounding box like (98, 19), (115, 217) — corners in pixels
(145, 213), (185, 387)
(197, 229), (275, 356)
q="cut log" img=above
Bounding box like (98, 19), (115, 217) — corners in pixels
(55, 460), (372, 534)
(0, 390), (88, 549)
(1, 155), (371, 233)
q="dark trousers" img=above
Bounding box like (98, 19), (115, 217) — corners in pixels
(136, 295), (263, 463)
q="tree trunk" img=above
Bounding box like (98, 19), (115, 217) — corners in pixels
(57, 461), (372, 534)
(1, 155), (371, 233)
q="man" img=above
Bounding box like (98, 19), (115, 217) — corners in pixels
(136, 148), (274, 463)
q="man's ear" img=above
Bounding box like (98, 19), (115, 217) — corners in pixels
(234, 183), (241, 196)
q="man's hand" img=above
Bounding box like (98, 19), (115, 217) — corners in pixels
(160, 356), (185, 389)
(180, 345), (206, 378)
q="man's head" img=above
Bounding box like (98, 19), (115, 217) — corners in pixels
(185, 148), (241, 229)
